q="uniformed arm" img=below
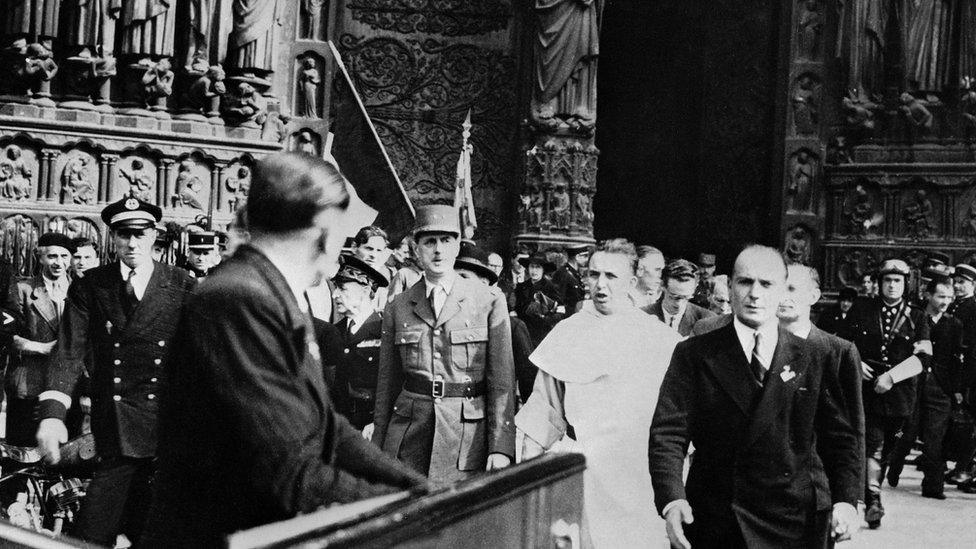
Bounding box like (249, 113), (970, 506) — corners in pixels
(486, 289), (516, 460)
(649, 341), (695, 515)
(37, 279), (91, 420)
(815, 340), (865, 506)
(197, 293), (409, 512)
(371, 301), (403, 447)
(514, 369), (568, 457)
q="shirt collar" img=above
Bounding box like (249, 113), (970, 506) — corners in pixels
(425, 273), (456, 297)
(733, 315), (778, 365)
(119, 261), (154, 280)
(259, 251), (310, 313)
(931, 312), (944, 324)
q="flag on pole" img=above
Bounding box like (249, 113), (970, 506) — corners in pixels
(326, 41), (416, 242)
(454, 109), (477, 240)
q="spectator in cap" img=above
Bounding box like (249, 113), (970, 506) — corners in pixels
(817, 287), (860, 342)
(5, 233), (75, 447)
(514, 252), (564, 346)
(151, 222), (171, 262)
(35, 196), (196, 547)
(848, 258), (932, 528)
(184, 230), (221, 279)
(143, 152), (425, 547)
(631, 245), (665, 309)
(552, 244), (590, 314)
(331, 254), (390, 434)
(692, 252), (717, 307)
(373, 204), (516, 484)
(647, 258), (715, 337)
(70, 237), (99, 279)
(454, 242), (536, 404)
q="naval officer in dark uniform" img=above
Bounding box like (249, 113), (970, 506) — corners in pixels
(35, 196), (196, 546)
(551, 244), (589, 314)
(333, 254), (390, 432)
(184, 230), (221, 279)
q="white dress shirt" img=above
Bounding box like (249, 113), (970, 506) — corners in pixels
(424, 274), (456, 318)
(733, 316), (778, 370)
(662, 302), (687, 330)
(119, 262), (155, 301)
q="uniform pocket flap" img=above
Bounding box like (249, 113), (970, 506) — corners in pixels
(395, 331), (423, 345)
(461, 397), (486, 421)
(451, 327), (488, 344)
(392, 395), (414, 417)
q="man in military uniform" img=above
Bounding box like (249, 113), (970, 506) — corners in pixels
(551, 244), (589, 314)
(691, 252), (717, 307)
(944, 264), (976, 486)
(850, 259), (931, 529)
(184, 230), (221, 279)
(332, 254), (390, 433)
(373, 205), (516, 484)
(35, 196), (196, 546)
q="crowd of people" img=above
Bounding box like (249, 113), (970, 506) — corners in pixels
(0, 151), (969, 547)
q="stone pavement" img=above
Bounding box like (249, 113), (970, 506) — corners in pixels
(848, 462), (976, 549)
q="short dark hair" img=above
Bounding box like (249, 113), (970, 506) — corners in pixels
(354, 226), (389, 247)
(70, 236), (97, 253)
(662, 259), (698, 284)
(246, 152), (350, 233)
(926, 275), (953, 294)
(591, 238), (637, 274)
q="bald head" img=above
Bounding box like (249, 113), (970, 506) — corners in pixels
(731, 245), (788, 329)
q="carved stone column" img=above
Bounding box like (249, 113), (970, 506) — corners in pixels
(39, 150), (57, 200)
(158, 159), (175, 206)
(99, 154), (119, 203)
(515, 0), (601, 252)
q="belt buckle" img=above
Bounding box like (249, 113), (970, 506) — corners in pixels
(432, 379), (445, 399)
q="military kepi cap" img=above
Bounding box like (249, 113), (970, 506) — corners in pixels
(101, 196), (162, 230)
(565, 243), (590, 257)
(955, 263), (976, 282)
(413, 205), (460, 238)
(38, 232), (77, 254)
(877, 259), (910, 278)
(187, 231), (220, 250)
(455, 241), (498, 284)
(334, 253), (389, 288)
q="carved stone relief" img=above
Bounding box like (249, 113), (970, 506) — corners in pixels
(296, 53), (323, 119)
(346, 0), (511, 36)
(300, 0), (329, 41)
(172, 158), (210, 210)
(901, 187), (936, 239)
(784, 224), (814, 265)
(796, 0), (823, 61)
(0, 144), (37, 201)
(843, 183), (880, 237)
(0, 214), (40, 277)
(117, 157), (157, 202)
(225, 163), (252, 211)
(58, 150), (98, 204)
(786, 148), (817, 213)
(791, 73), (820, 135)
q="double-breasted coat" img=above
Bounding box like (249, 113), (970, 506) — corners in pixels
(7, 277), (61, 399)
(334, 311), (384, 429)
(38, 262), (195, 458)
(373, 276), (516, 483)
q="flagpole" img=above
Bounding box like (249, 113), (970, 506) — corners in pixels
(455, 109), (477, 240)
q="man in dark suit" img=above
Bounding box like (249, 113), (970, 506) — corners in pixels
(947, 263), (976, 486)
(646, 258), (715, 337)
(551, 244), (589, 314)
(818, 287), (860, 342)
(142, 153), (425, 547)
(35, 197), (196, 546)
(849, 259), (931, 528)
(650, 245), (862, 549)
(6, 233), (75, 446)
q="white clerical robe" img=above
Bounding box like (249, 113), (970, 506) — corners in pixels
(516, 302), (680, 548)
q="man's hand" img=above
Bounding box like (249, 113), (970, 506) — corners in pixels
(361, 423), (375, 440)
(831, 502), (859, 542)
(36, 418), (67, 465)
(485, 453), (512, 471)
(860, 361), (874, 381)
(12, 337), (56, 355)
(664, 500), (694, 549)
(874, 372), (894, 394)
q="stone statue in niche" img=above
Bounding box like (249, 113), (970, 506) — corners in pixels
(0, 146), (32, 200)
(3, 1), (59, 48)
(183, 0), (230, 69)
(792, 74), (819, 135)
(842, 90), (879, 133)
(21, 42), (58, 104)
(847, 184), (876, 236)
(222, 82), (267, 127)
(295, 130), (320, 156)
(784, 226), (811, 265)
(61, 156), (96, 204)
(172, 159), (205, 210)
(226, 166), (251, 211)
(797, 0), (823, 60)
(575, 190), (593, 225)
(530, 0), (601, 134)
(965, 200), (976, 236)
(182, 65), (226, 119)
(119, 159), (155, 202)
(826, 136), (852, 164)
(298, 57), (321, 118)
(117, 0), (175, 58)
(903, 189), (934, 238)
(518, 192), (531, 229)
(61, 0), (118, 108)
(962, 78), (976, 130)
(899, 92), (934, 131)
(529, 188), (545, 228)
(261, 110), (290, 142)
(300, 0), (327, 40)
(787, 150), (815, 212)
(550, 184), (570, 229)
(228, 0), (280, 76)
(141, 58), (174, 112)
(902, 0), (952, 92)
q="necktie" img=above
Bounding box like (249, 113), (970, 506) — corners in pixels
(124, 269), (138, 314)
(347, 319), (356, 337)
(669, 315), (677, 328)
(750, 331), (766, 385)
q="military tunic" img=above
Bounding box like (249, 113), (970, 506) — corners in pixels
(334, 311), (384, 429)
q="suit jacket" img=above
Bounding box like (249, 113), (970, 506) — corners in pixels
(373, 275), (516, 483)
(650, 323), (863, 548)
(646, 299), (715, 337)
(850, 298), (930, 418)
(142, 245), (424, 547)
(7, 277), (62, 398)
(691, 313), (732, 336)
(551, 264), (586, 312)
(817, 307), (859, 342)
(39, 262), (195, 458)
(928, 314), (964, 396)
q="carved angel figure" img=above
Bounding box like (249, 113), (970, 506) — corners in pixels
(119, 159), (154, 201)
(0, 146), (32, 200)
(61, 157), (95, 204)
(550, 185), (570, 228)
(899, 92), (934, 130)
(225, 166), (251, 211)
(903, 189), (933, 238)
(173, 159), (204, 210)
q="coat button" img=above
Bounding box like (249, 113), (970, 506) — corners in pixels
(113, 395), (121, 402)
(434, 329), (441, 336)
(401, 338), (407, 343)
(434, 352), (441, 359)
(367, 357), (373, 362)
(154, 359), (161, 365)
(147, 394), (155, 400)
(344, 348), (350, 354)
(158, 341), (166, 347)
(113, 359), (121, 365)
(114, 377), (121, 384)
(113, 343), (120, 348)
(150, 377), (158, 383)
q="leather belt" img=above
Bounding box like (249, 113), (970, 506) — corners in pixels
(404, 375), (486, 398)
